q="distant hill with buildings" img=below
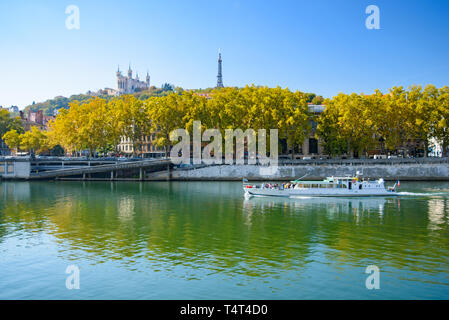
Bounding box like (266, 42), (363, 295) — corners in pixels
(23, 84), (181, 116)
(24, 94), (103, 116)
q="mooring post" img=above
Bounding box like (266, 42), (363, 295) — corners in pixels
(110, 171), (114, 180)
(139, 167), (143, 181)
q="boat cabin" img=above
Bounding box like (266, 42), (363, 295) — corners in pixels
(287, 177), (385, 190)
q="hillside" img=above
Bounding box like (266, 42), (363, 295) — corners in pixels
(24, 94), (109, 116)
(23, 85), (179, 116)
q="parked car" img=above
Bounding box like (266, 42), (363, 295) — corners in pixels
(180, 163), (195, 168)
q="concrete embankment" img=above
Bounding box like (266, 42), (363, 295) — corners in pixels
(147, 162), (449, 181)
(3, 158), (449, 181)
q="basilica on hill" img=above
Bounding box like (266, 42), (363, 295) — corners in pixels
(112, 51), (223, 96)
(115, 64), (150, 95)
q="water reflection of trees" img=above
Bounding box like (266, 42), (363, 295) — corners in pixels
(244, 195), (449, 275)
(1, 181), (448, 277)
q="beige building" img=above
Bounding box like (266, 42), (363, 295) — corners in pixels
(118, 134), (165, 158)
(20, 110), (55, 131)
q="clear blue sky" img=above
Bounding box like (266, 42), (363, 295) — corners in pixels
(1, 0), (449, 109)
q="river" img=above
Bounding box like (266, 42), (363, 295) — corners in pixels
(0, 181), (448, 299)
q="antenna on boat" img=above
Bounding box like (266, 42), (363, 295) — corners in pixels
(296, 173), (309, 181)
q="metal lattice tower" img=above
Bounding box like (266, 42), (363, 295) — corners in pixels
(216, 49), (224, 88)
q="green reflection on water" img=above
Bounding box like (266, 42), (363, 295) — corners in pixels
(0, 181), (448, 299)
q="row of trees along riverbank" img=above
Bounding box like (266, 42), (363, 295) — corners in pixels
(2, 84), (449, 157)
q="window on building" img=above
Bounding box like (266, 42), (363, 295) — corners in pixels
(309, 138), (318, 154)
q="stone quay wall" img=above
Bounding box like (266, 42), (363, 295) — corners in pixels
(148, 160), (449, 181)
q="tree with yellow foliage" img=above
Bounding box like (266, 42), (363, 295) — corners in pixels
(146, 93), (193, 157)
(20, 126), (48, 155)
(434, 86), (449, 156)
(2, 129), (21, 154)
(115, 95), (151, 157)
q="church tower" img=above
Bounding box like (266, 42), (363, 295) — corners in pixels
(216, 49), (224, 88)
(116, 65), (123, 93)
(128, 63), (133, 78)
(146, 71), (151, 87)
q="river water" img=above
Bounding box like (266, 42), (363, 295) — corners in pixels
(0, 181), (448, 299)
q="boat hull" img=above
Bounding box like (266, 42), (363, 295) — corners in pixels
(244, 187), (398, 198)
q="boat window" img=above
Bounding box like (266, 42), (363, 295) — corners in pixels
(312, 184), (318, 188)
(359, 184), (362, 190)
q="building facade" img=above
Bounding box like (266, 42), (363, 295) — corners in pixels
(118, 134), (165, 158)
(116, 65), (150, 95)
(0, 139), (10, 156)
(20, 110), (55, 131)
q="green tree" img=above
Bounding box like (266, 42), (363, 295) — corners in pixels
(1, 108), (24, 137)
(161, 83), (175, 92)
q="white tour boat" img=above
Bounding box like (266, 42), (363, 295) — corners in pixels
(243, 174), (399, 198)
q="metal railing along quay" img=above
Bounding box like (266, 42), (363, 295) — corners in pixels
(276, 157), (449, 166)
